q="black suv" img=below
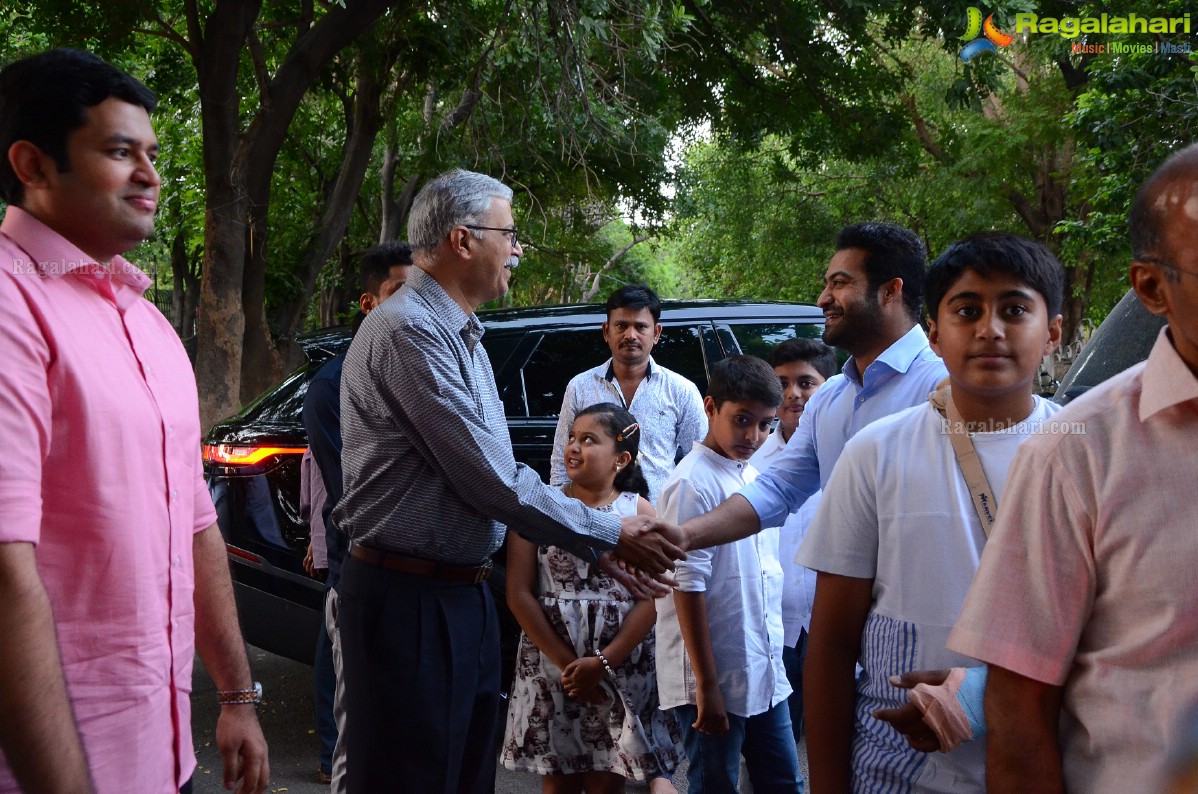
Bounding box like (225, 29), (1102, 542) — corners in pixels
(204, 301), (827, 665)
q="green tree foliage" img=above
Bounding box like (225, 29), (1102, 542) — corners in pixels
(2, 0), (699, 426)
(1060, 0), (1198, 320)
(3, 0), (1194, 420)
(660, 0), (1196, 339)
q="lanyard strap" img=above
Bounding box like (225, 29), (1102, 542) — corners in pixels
(928, 380), (997, 536)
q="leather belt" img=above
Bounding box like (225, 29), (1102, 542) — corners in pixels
(350, 544), (493, 584)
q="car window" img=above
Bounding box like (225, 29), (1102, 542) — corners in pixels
(716, 322), (829, 360)
(655, 324), (709, 395)
(481, 331), (523, 376)
(516, 324), (708, 417)
(481, 331), (529, 417)
(519, 330), (612, 417)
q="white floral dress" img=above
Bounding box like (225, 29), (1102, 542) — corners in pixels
(501, 490), (681, 780)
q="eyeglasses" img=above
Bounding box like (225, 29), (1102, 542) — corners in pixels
(462, 225), (520, 248)
(1136, 256), (1198, 280)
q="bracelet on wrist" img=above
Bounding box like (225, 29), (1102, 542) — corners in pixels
(217, 681), (263, 706)
(595, 650), (616, 678)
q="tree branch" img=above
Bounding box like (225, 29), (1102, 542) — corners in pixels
(904, 94), (945, 162)
(581, 234), (651, 301)
(247, 30), (271, 104)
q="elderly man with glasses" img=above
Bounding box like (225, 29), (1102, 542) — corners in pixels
(332, 168), (684, 793)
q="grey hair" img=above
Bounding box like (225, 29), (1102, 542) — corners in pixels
(406, 168), (514, 254)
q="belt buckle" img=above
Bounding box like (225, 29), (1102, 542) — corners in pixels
(473, 559), (493, 584)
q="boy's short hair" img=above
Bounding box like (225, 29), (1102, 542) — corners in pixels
(925, 232), (1065, 320)
(835, 222), (928, 321)
(707, 355), (782, 409)
(359, 241), (413, 295)
(606, 284), (661, 323)
(767, 338), (838, 380)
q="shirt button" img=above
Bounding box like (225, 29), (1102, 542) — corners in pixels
(174, 555), (182, 568)
(170, 489), (178, 499)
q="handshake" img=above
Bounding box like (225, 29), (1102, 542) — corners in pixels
(593, 516), (688, 599)
(598, 496), (761, 598)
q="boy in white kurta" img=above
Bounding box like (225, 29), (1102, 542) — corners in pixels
(655, 355), (802, 794)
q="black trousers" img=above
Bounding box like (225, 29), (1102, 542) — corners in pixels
(339, 555), (501, 794)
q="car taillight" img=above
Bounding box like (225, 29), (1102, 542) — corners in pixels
(202, 444), (307, 465)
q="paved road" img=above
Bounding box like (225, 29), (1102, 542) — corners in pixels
(190, 647), (638, 793)
(192, 646), (805, 793)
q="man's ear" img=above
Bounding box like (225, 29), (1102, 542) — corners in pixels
(8, 141), (53, 191)
(926, 316), (940, 356)
(879, 277), (904, 308)
(449, 227), (474, 258)
(1130, 261), (1172, 318)
(359, 292), (376, 314)
(703, 395), (717, 420)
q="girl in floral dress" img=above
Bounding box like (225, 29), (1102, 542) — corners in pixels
(502, 402), (681, 793)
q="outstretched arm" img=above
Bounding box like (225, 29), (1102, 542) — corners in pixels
(678, 493), (763, 551)
(615, 513), (685, 575)
(193, 524), (270, 794)
(0, 542), (93, 793)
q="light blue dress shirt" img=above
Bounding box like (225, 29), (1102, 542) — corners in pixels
(740, 324), (947, 528)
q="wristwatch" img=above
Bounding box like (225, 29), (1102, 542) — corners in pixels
(217, 681), (263, 706)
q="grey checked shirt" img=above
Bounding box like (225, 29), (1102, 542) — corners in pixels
(333, 267), (621, 565)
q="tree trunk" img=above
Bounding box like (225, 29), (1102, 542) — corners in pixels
(193, 0), (262, 429)
(191, 0), (398, 426)
(275, 57), (388, 343)
(168, 227), (201, 349)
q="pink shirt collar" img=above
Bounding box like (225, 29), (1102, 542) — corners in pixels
(1, 205), (151, 292)
(1139, 326), (1198, 422)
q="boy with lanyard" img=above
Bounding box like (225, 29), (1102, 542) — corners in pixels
(798, 233), (1064, 793)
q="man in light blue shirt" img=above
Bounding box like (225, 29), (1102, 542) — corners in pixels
(667, 221), (947, 549)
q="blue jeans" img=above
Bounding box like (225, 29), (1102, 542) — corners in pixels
(672, 700), (804, 794)
(782, 630), (808, 744)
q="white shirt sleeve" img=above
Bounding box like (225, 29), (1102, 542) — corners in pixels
(673, 381), (708, 463)
(659, 474), (717, 593)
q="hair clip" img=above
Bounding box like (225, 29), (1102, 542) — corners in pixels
(616, 422), (640, 442)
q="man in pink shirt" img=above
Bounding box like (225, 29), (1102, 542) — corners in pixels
(948, 144), (1198, 791)
(0, 49), (268, 793)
